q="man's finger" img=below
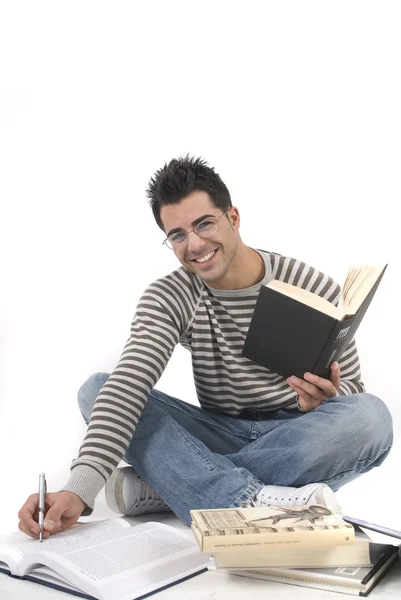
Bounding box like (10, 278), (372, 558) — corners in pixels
(18, 495), (38, 517)
(330, 361), (341, 388)
(288, 382), (314, 406)
(303, 371), (333, 392)
(287, 379), (313, 399)
(297, 392), (318, 413)
(18, 496), (40, 536)
(43, 494), (83, 532)
(304, 371), (338, 397)
(287, 376), (326, 401)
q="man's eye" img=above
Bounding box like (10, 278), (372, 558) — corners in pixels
(170, 232), (186, 243)
(197, 220), (215, 231)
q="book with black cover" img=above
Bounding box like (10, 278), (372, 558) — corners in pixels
(0, 518), (208, 600)
(242, 264), (387, 379)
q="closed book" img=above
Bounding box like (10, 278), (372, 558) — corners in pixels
(242, 264), (387, 379)
(214, 530), (389, 569)
(190, 505), (354, 553)
(215, 544), (399, 597)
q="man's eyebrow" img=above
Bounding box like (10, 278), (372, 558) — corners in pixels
(166, 214), (216, 237)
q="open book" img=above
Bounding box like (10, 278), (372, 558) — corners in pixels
(265, 265), (386, 320)
(0, 518), (208, 600)
(242, 264), (387, 379)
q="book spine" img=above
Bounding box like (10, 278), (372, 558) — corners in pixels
(312, 317), (355, 378)
(201, 527), (355, 553)
(223, 569), (361, 595)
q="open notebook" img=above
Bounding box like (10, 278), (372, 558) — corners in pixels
(0, 518), (208, 600)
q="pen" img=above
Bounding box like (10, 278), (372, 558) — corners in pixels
(38, 473), (47, 542)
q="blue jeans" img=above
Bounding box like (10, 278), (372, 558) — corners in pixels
(78, 373), (393, 525)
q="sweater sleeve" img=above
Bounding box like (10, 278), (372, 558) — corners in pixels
(61, 275), (191, 511)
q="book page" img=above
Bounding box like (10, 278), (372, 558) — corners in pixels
(0, 532), (28, 574)
(266, 280), (342, 319)
(0, 517), (131, 576)
(25, 567), (84, 594)
(342, 265), (384, 315)
(21, 522), (207, 600)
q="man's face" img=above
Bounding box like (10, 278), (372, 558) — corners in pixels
(160, 191), (240, 287)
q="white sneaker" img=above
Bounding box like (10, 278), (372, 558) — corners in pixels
(252, 483), (341, 514)
(105, 467), (171, 516)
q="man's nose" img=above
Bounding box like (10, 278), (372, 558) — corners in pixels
(186, 230), (206, 253)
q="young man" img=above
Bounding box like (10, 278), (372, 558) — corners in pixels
(19, 156), (392, 538)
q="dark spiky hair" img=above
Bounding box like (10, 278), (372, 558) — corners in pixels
(146, 154), (232, 230)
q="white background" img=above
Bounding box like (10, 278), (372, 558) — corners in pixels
(0, 1), (400, 535)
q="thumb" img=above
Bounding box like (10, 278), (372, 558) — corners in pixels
(44, 505), (64, 531)
(330, 361), (341, 389)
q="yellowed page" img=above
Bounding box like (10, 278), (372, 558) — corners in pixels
(266, 280), (341, 319)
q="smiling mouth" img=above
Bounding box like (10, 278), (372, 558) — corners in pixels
(190, 249), (218, 265)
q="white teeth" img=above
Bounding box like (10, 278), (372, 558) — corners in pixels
(195, 250), (216, 264)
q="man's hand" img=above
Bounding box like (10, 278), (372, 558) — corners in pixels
(287, 361), (341, 413)
(18, 490), (87, 539)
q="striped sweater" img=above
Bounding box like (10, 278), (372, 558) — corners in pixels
(63, 250), (364, 510)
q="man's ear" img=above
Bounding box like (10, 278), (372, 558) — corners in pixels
(228, 207), (240, 231)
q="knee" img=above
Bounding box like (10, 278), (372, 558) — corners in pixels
(77, 372), (110, 423)
(348, 393), (393, 447)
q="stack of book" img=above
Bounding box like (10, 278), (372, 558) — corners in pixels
(190, 505), (400, 597)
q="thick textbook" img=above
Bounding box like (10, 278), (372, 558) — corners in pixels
(214, 537), (390, 569)
(0, 518), (208, 600)
(217, 544), (399, 597)
(190, 504), (355, 553)
(242, 264), (387, 379)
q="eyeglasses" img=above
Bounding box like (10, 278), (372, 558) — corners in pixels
(163, 210), (230, 250)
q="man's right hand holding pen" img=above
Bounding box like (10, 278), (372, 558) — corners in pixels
(18, 486), (87, 540)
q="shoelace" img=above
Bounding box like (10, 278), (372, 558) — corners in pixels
(249, 487), (317, 507)
(136, 478), (164, 507)
(254, 492), (305, 507)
